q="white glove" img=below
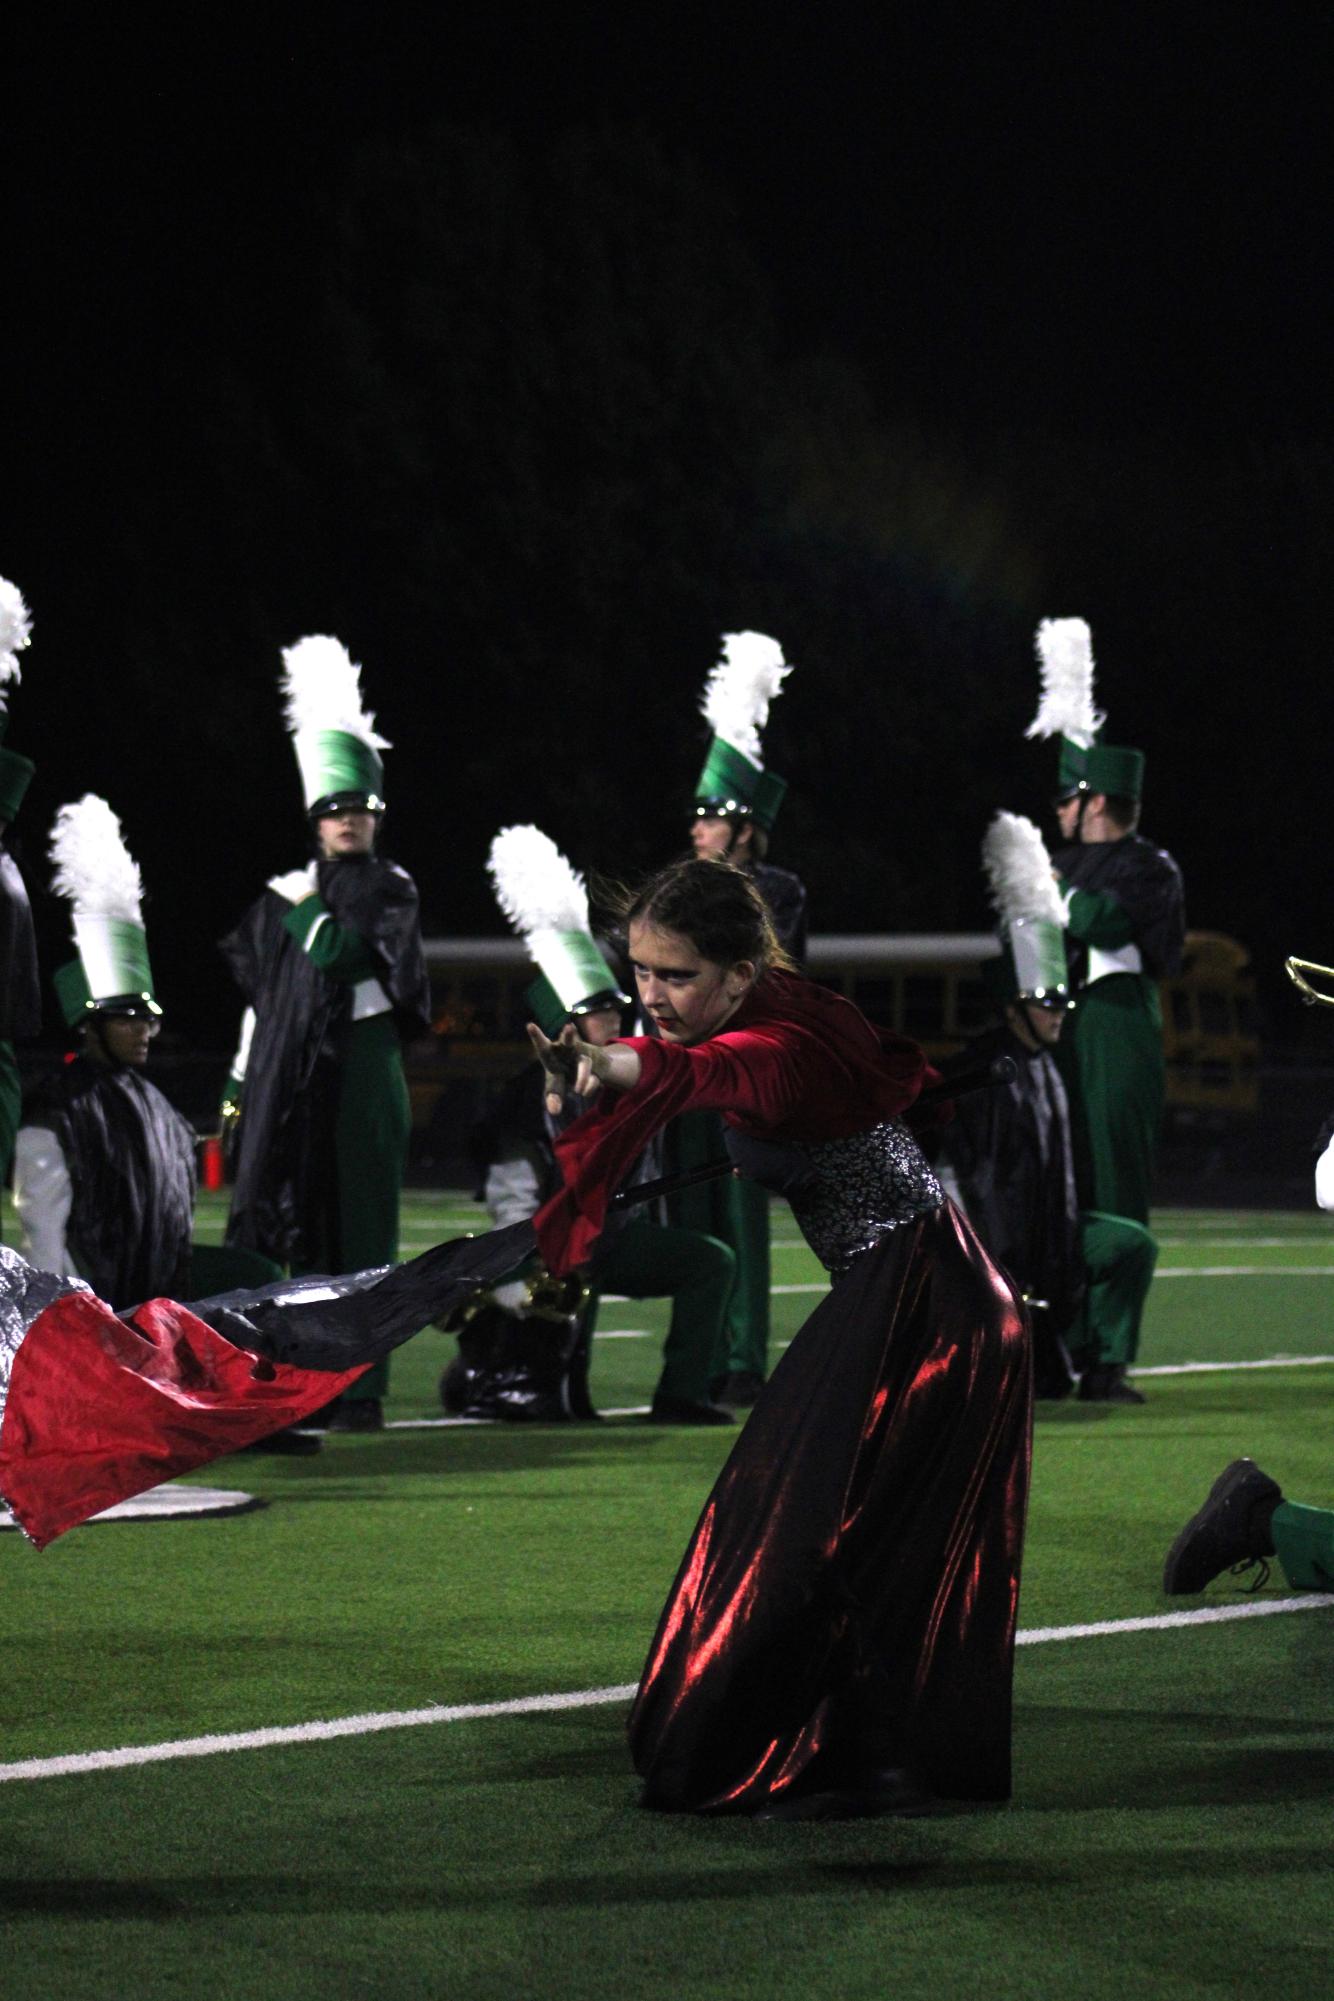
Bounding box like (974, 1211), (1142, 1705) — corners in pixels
(267, 863), (319, 904)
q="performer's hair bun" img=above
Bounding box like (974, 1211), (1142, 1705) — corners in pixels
(621, 858), (789, 972)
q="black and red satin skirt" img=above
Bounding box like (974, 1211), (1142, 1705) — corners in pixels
(628, 1200), (1032, 1812)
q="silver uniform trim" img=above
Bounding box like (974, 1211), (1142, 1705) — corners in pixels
(350, 977), (392, 1020)
(1086, 941), (1143, 982)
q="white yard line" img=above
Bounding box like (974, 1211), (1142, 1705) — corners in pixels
(386, 1404), (652, 1430)
(1130, 1354), (1334, 1377)
(1158, 1237), (1334, 1250)
(1154, 1266), (1334, 1278)
(2, 1596), (1328, 1787)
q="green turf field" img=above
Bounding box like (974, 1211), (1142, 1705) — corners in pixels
(2, 1193), (1331, 2000)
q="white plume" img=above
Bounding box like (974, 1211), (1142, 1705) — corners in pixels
(487, 825), (589, 939)
(280, 634), (390, 748)
(699, 630), (791, 765)
(1026, 617), (1103, 748)
(49, 795), (145, 923)
(0, 574), (33, 706)
(982, 811), (1067, 929)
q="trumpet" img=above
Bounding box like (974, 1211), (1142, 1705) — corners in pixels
(1284, 956), (1334, 1008)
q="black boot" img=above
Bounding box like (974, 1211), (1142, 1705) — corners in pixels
(1078, 1363), (1145, 1405)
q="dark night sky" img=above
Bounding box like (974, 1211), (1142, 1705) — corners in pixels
(5, 6), (1332, 1047)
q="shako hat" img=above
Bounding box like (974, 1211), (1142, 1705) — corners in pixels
(280, 634), (389, 817)
(1027, 617), (1144, 803)
(49, 794), (162, 1026)
(693, 631), (792, 833)
(980, 810), (1071, 1009)
(487, 825), (629, 1039)
(0, 575), (36, 823)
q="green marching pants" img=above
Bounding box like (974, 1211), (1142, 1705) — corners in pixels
(1070, 1209), (1159, 1370)
(1058, 974), (1164, 1226)
(295, 1014), (411, 1403)
(588, 1218), (737, 1405)
(0, 1038), (20, 1233)
(1272, 1501), (1334, 1592)
(664, 1109), (771, 1383)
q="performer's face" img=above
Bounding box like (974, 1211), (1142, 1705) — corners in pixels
(628, 920), (754, 1044)
(690, 814), (751, 862)
(316, 810), (378, 858)
(1054, 794), (1084, 843)
(1022, 1001), (1066, 1048)
(98, 1015), (159, 1066)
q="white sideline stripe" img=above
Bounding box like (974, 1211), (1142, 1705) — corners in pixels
(1160, 1237), (1334, 1250)
(1016, 1596), (1334, 1646)
(1154, 1266), (1334, 1278)
(774, 1273), (1334, 1291)
(1132, 1355), (1334, 1378)
(385, 1404), (652, 1430)
(2, 1598), (1329, 1787)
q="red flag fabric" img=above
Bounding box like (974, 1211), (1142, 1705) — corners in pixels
(0, 1290), (366, 1549)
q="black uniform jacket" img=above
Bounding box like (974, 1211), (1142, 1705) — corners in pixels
(752, 861), (808, 966)
(1052, 832), (1186, 982)
(25, 1058), (197, 1307)
(0, 846), (41, 1039)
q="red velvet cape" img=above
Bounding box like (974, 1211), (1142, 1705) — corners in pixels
(536, 971), (931, 1274)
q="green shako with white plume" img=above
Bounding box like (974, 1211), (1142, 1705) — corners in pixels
(49, 795), (161, 1025)
(0, 575), (36, 823)
(487, 824), (628, 1037)
(980, 810), (1071, 1008)
(1026, 617), (1143, 802)
(693, 630), (792, 832)
(280, 634), (390, 816)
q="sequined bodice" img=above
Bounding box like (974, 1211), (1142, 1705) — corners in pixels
(784, 1119), (943, 1281)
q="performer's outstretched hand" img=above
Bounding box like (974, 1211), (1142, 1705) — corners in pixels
(527, 1022), (642, 1114)
(529, 1021), (595, 1113)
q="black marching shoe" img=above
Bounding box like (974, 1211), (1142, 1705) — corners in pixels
(1078, 1364), (1145, 1405)
(648, 1392), (735, 1426)
(1162, 1458), (1283, 1594)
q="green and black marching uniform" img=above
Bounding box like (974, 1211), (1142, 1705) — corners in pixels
(1028, 617), (1186, 1385)
(676, 630), (806, 1400)
(1053, 832), (1185, 1231)
(221, 633), (432, 1417)
(220, 854), (430, 1316)
(13, 793), (277, 1305)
